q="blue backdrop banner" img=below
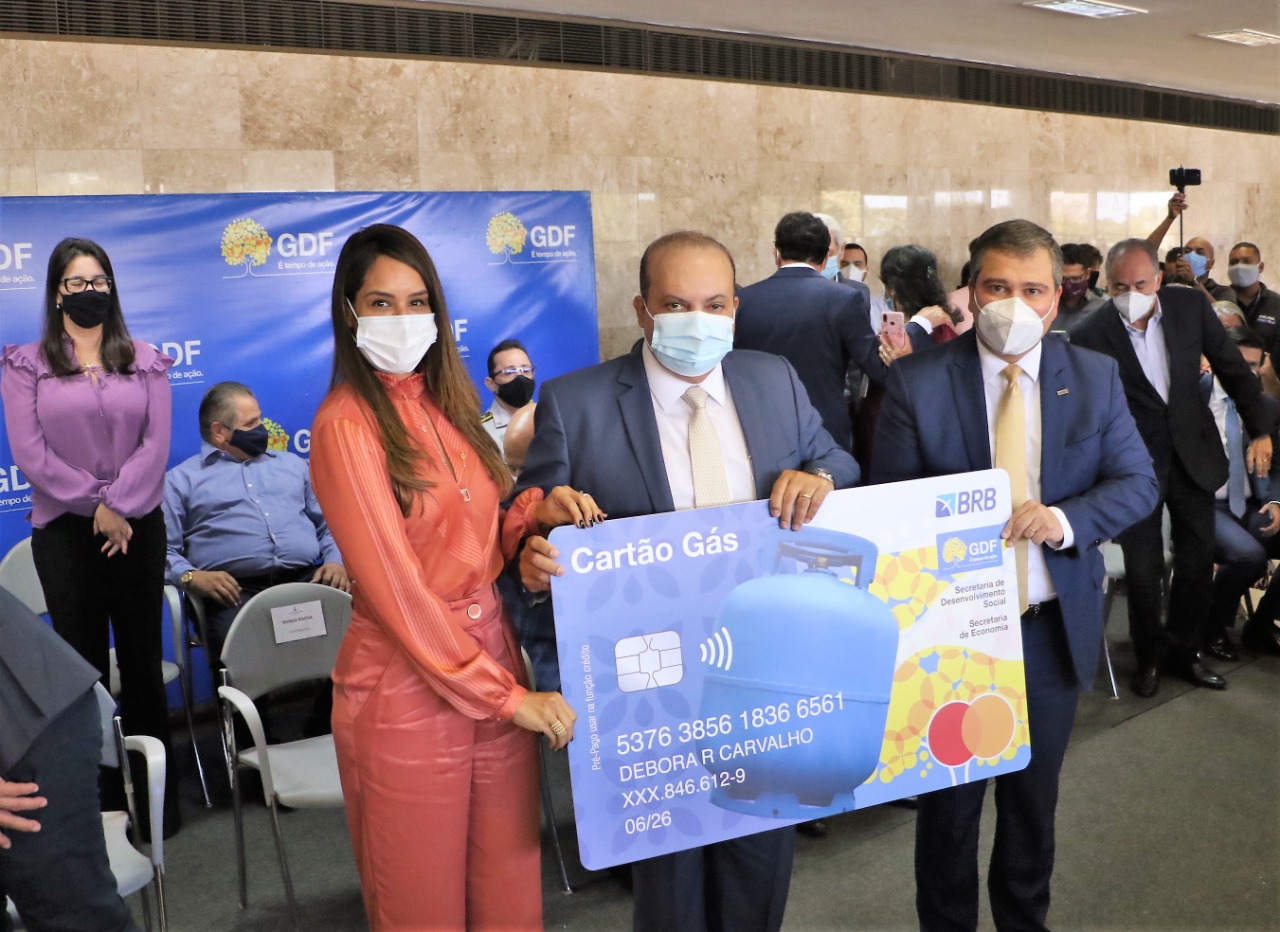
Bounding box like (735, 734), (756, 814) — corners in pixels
(0, 190), (597, 698)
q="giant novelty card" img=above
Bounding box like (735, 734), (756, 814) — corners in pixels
(549, 470), (1029, 870)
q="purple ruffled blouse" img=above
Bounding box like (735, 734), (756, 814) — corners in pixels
(1, 339), (173, 528)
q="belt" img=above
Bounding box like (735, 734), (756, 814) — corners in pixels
(1021, 599), (1060, 621)
(234, 564), (316, 590)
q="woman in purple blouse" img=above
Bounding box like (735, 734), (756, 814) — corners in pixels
(1, 237), (179, 836)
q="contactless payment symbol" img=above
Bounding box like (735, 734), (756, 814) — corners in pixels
(614, 630), (684, 692)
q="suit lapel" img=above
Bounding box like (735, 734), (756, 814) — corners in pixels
(722, 353), (771, 496)
(1098, 305), (1167, 408)
(616, 349), (676, 514)
(1039, 339), (1068, 500)
(950, 335), (991, 470)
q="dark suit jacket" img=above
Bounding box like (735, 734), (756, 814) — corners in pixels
(0, 586), (101, 772)
(870, 332), (1159, 687)
(518, 344), (859, 520)
(735, 267), (927, 451)
(1070, 286), (1273, 494)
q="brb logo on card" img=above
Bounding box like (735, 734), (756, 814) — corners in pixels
(936, 487), (998, 518)
(615, 630), (683, 692)
(937, 526), (1005, 572)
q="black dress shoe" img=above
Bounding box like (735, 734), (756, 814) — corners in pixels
(1130, 663), (1160, 698)
(796, 819), (828, 838)
(1205, 631), (1239, 662)
(1241, 617), (1280, 656)
(1166, 653), (1227, 690)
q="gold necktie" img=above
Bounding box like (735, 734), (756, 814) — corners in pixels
(995, 364), (1029, 615)
(683, 385), (732, 508)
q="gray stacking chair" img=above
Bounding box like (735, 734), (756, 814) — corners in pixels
(216, 582), (351, 926)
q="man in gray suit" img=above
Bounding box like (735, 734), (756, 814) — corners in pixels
(0, 586), (140, 931)
(517, 230), (858, 932)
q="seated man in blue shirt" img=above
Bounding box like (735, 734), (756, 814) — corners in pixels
(164, 381), (348, 674)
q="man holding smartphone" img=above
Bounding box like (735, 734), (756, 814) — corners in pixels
(735, 211), (934, 452)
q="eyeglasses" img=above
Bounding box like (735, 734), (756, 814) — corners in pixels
(61, 276), (114, 294)
(492, 365), (535, 380)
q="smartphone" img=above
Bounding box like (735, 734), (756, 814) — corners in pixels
(881, 311), (907, 349)
(1169, 167), (1201, 191)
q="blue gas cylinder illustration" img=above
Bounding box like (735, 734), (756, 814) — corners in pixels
(696, 527), (899, 818)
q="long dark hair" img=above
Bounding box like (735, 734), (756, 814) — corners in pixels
(328, 224), (512, 513)
(881, 244), (962, 324)
(40, 237), (135, 376)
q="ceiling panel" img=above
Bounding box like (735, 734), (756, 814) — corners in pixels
(416, 0), (1280, 103)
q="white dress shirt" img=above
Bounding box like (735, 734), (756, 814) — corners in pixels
(1121, 299), (1171, 403)
(641, 343), (755, 511)
(1208, 377), (1231, 502)
(976, 338), (1075, 605)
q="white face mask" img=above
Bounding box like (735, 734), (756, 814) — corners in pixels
(1114, 291), (1156, 325)
(974, 293), (1049, 357)
(1228, 264), (1261, 289)
(350, 303), (438, 374)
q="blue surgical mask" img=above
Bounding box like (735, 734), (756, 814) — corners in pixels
(644, 304), (735, 378)
(1186, 251), (1209, 279)
(821, 256), (841, 280)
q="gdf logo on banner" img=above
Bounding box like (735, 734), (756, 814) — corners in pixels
(0, 241), (36, 292)
(220, 218), (335, 277)
(0, 464), (32, 515)
(486, 211), (578, 264)
(935, 487), (998, 518)
(264, 416), (313, 456)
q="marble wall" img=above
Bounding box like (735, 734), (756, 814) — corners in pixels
(1, 37), (1275, 359)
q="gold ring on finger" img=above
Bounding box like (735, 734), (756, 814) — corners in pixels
(551, 720), (566, 736)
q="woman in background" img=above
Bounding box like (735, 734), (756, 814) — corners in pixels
(310, 224), (586, 929)
(857, 244), (963, 469)
(1, 236), (178, 836)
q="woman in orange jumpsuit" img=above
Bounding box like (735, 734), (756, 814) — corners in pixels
(310, 224), (590, 929)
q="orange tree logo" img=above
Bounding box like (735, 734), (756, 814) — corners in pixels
(486, 212), (527, 263)
(262, 418), (290, 452)
(221, 218), (273, 277)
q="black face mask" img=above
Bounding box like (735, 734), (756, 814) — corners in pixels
(230, 424), (270, 458)
(60, 290), (111, 329)
(1087, 269), (1100, 290)
(495, 375), (535, 409)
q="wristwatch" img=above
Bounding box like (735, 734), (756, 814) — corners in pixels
(180, 570), (195, 587)
(806, 467), (836, 487)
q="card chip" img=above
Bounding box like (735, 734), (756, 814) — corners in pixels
(615, 630), (684, 692)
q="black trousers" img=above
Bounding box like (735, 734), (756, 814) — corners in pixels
(914, 603), (1081, 932)
(31, 508), (177, 825)
(0, 689), (140, 932)
(631, 826), (794, 932)
(1116, 458), (1216, 663)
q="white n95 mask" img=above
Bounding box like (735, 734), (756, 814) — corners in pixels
(352, 311), (438, 374)
(1114, 291), (1156, 325)
(974, 295), (1048, 357)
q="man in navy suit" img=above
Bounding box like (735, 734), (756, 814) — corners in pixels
(0, 586), (141, 931)
(1070, 240), (1274, 696)
(517, 230), (859, 932)
(1203, 326), (1280, 658)
(872, 220), (1158, 932)
(735, 211), (938, 451)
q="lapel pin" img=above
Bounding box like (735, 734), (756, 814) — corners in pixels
(1057, 388), (1070, 396)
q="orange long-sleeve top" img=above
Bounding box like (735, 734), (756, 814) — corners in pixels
(310, 371), (527, 721)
